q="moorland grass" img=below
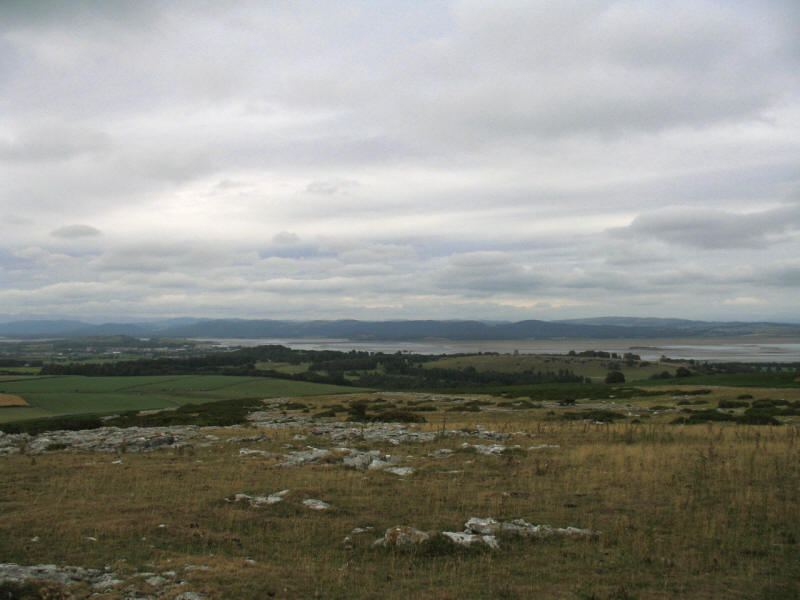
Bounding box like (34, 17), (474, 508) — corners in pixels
(1, 414), (798, 599)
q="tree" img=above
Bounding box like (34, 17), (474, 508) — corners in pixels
(605, 370), (625, 384)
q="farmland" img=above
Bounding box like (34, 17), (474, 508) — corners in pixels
(0, 375), (365, 424)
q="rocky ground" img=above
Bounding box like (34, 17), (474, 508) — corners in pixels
(0, 562), (208, 599)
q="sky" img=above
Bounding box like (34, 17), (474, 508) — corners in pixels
(2, 0), (800, 323)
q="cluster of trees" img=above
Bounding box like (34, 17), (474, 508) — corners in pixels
(40, 344), (589, 390)
(566, 350), (641, 361)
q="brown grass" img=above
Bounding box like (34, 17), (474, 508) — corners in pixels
(0, 393), (28, 407)
(1, 411), (798, 599)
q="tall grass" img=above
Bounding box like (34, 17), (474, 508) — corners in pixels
(1, 421), (797, 599)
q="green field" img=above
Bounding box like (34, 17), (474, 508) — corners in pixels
(641, 372), (800, 388)
(0, 375), (366, 423)
(424, 354), (669, 382)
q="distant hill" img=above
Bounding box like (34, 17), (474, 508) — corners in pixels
(2, 317), (800, 341)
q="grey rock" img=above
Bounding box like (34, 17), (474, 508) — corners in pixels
(302, 498), (330, 510)
(441, 531), (499, 549)
(374, 526), (430, 547)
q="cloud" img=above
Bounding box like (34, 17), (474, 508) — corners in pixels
(612, 204), (800, 249)
(273, 231), (300, 245)
(50, 224), (102, 239)
(0, 2), (799, 321)
(305, 179), (359, 195)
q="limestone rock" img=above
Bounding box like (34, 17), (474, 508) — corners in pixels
(302, 498), (330, 511)
(441, 531), (499, 549)
(374, 526), (431, 547)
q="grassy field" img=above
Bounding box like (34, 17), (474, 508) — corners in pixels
(1, 413), (797, 599)
(422, 354), (674, 383)
(0, 375), (365, 423)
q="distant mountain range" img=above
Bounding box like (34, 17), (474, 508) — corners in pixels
(1, 317), (799, 340)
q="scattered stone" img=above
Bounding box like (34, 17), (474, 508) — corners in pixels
(441, 531), (499, 549)
(372, 518), (596, 551)
(464, 517), (596, 538)
(343, 526), (375, 546)
(227, 489), (289, 507)
(0, 563), (119, 589)
(385, 466), (415, 477)
(461, 442), (507, 455)
(145, 575), (167, 587)
(225, 434), (268, 443)
(374, 526), (431, 547)
(174, 593), (206, 600)
(0, 402), (513, 457)
(302, 499), (330, 511)
(238, 448), (269, 457)
(529, 444), (560, 450)
(278, 447), (333, 467)
(0, 426), (205, 455)
(92, 573), (124, 590)
(431, 448), (454, 458)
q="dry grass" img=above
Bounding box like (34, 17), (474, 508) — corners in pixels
(0, 393), (28, 407)
(1, 415), (798, 599)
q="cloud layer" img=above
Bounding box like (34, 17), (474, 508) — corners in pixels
(1, 1), (799, 322)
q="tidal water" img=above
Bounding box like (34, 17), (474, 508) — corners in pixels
(204, 337), (800, 363)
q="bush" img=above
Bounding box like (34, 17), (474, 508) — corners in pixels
(367, 409), (426, 423)
(0, 414), (103, 435)
(649, 371), (673, 380)
(561, 409), (625, 423)
(605, 371), (625, 384)
(718, 399), (749, 409)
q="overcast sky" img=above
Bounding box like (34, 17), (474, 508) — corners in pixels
(2, 1), (800, 323)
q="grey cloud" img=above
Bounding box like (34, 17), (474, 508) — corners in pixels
(613, 205), (800, 249)
(435, 252), (545, 293)
(3, 214), (34, 225)
(273, 231), (300, 245)
(0, 1), (157, 27)
(1, 125), (110, 163)
(0, 2), (798, 322)
(305, 179), (359, 195)
(93, 243), (235, 273)
(50, 224), (102, 238)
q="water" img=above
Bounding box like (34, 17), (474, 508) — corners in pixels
(203, 337), (800, 362)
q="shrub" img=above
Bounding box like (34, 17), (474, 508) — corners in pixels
(561, 410), (625, 423)
(605, 371), (625, 384)
(0, 414), (103, 435)
(367, 409), (426, 423)
(718, 399), (749, 409)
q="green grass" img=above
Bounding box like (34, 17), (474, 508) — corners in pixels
(0, 367), (42, 375)
(254, 361), (311, 374)
(0, 375), (366, 423)
(641, 372), (800, 388)
(424, 354), (670, 382)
